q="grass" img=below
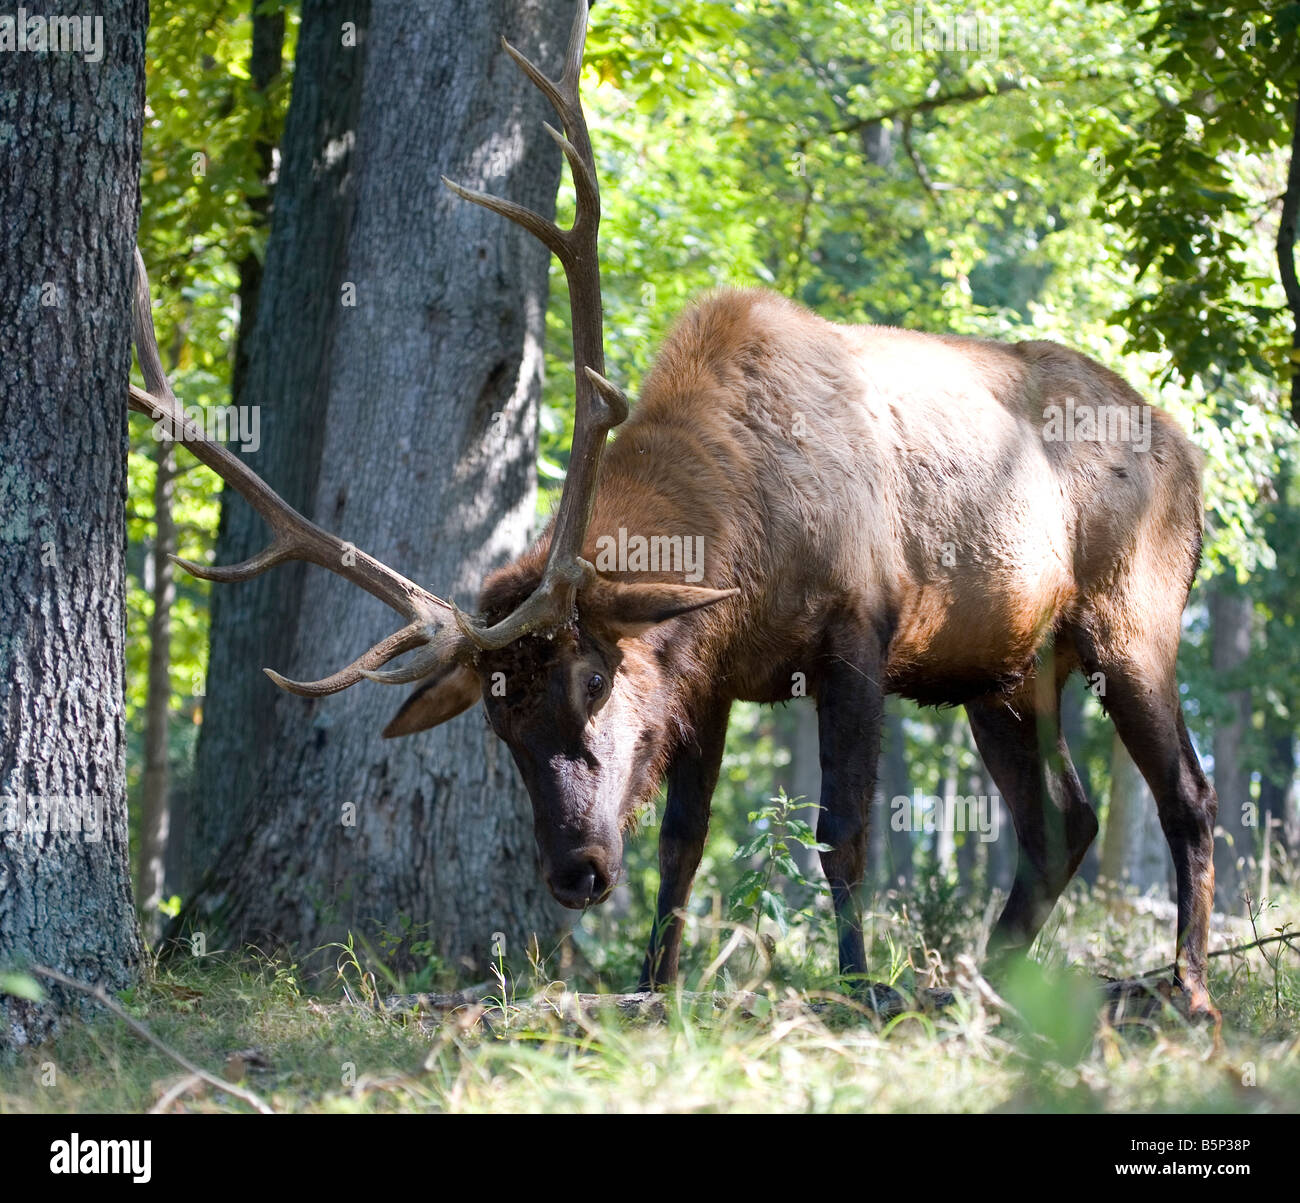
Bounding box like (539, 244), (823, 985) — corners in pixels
(1, 884), (1297, 1114)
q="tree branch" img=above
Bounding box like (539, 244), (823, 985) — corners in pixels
(1121, 930), (1300, 983)
(776, 70), (1111, 160)
(824, 72), (1109, 141)
(901, 113), (939, 207)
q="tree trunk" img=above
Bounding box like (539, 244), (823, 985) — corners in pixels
(1210, 582), (1254, 913)
(934, 713), (960, 874)
(877, 699), (913, 889)
(0, 1), (147, 1044)
(230, 0), (286, 407)
(184, 0), (571, 977)
(1060, 676), (1100, 885)
(787, 699), (821, 880)
(1259, 725), (1295, 857)
(1099, 733), (1170, 896)
(136, 440), (176, 942)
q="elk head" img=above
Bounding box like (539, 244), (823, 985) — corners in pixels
(128, 1), (734, 910)
(381, 566), (733, 907)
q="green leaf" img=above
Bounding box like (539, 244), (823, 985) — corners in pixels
(0, 973), (45, 1002)
(759, 890), (789, 934)
(773, 853), (801, 878)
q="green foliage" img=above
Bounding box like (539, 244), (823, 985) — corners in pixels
(1098, 0), (1298, 386)
(906, 864), (973, 969)
(728, 790), (829, 937)
(1001, 958), (1103, 1070)
(1078, 2), (1300, 816)
(139, 0), (295, 280)
(0, 973), (44, 1004)
(126, 0), (296, 860)
(123, 0), (1300, 968)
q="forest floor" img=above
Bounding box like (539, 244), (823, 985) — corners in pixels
(1, 887), (1297, 1113)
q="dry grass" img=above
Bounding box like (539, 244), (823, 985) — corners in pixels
(1, 885), (1296, 1114)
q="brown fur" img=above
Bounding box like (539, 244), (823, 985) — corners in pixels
(485, 288), (1202, 711)
(394, 288), (1217, 1013)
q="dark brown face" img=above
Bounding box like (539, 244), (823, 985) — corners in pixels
(382, 572), (737, 909)
(478, 626), (669, 908)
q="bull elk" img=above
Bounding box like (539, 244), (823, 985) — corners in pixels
(129, 2), (1219, 1019)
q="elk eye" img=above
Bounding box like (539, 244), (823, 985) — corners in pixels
(587, 673), (605, 699)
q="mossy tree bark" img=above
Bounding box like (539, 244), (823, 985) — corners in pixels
(184, 0), (572, 977)
(0, 1), (148, 1045)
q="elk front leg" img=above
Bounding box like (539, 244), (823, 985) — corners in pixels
(638, 700), (730, 991)
(816, 642), (884, 982)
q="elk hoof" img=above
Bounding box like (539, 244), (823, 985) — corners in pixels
(1173, 981), (1222, 1032)
(854, 980), (906, 1020)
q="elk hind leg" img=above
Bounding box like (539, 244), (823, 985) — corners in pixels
(1075, 632), (1218, 1019)
(967, 655), (1098, 964)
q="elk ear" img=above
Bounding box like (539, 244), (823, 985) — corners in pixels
(582, 578), (739, 638)
(382, 663), (480, 738)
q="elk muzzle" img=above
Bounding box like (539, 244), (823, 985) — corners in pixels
(543, 842), (618, 909)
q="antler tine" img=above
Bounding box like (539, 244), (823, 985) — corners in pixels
(358, 628), (476, 685)
(500, 37), (569, 123)
(130, 249), (469, 693)
(542, 123), (599, 229)
(439, 175), (570, 262)
(444, 1), (629, 652)
(584, 365), (630, 426)
(168, 535), (294, 584)
(265, 621), (432, 697)
(559, 0), (589, 89)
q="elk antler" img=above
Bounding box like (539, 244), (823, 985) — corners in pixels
(442, 0), (628, 650)
(129, 248), (469, 696)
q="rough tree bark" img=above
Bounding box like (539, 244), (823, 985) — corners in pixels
(183, 0), (571, 976)
(1210, 582), (1254, 912)
(136, 438), (176, 942)
(0, 1), (147, 1044)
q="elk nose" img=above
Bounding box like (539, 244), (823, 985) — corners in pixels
(548, 855), (612, 910)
